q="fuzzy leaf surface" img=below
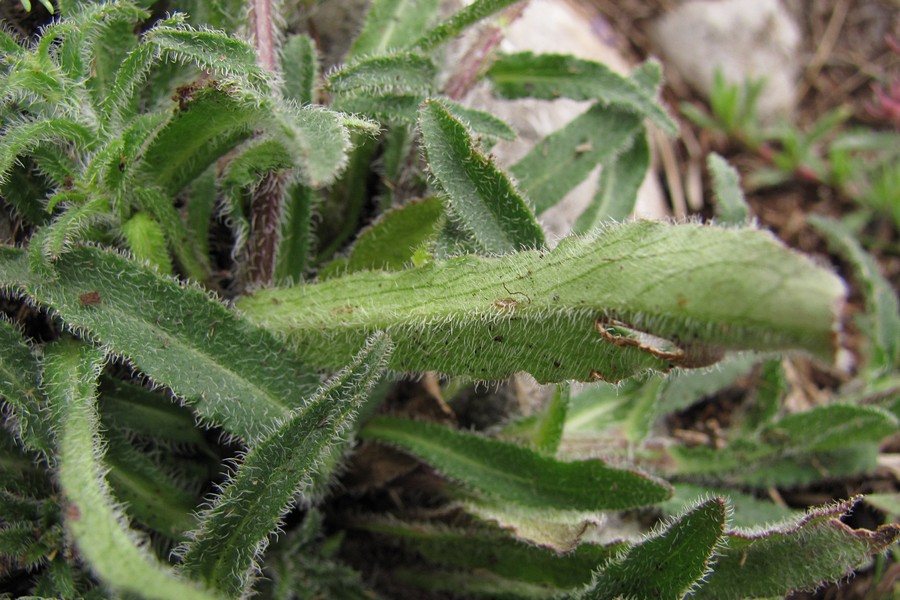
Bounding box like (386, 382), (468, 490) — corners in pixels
(280, 34), (318, 105)
(240, 221), (844, 382)
(809, 214), (900, 372)
(326, 53), (437, 96)
(0, 319), (51, 457)
(708, 153), (750, 224)
(0, 245), (319, 441)
(179, 334), (392, 597)
(343, 196), (444, 273)
(360, 415), (671, 510)
(358, 518), (624, 590)
(574, 130), (649, 231)
(350, 0), (441, 57)
(413, 0), (523, 52)
(695, 499), (900, 599)
(419, 99), (544, 253)
(487, 53), (678, 135)
(568, 498), (726, 600)
(44, 340), (222, 600)
(510, 104), (642, 214)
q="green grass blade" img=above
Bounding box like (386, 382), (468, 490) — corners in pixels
(239, 221), (845, 382)
(487, 53), (678, 135)
(574, 130), (649, 231)
(571, 498), (726, 600)
(43, 339), (223, 600)
(178, 333), (392, 597)
(0, 245), (319, 441)
(280, 34), (318, 105)
(0, 318), (52, 457)
(351, 0), (441, 57)
(509, 103), (643, 214)
(809, 214), (900, 373)
(695, 498), (900, 599)
(419, 99), (545, 254)
(360, 415), (672, 511)
(413, 0), (522, 52)
(708, 153), (750, 225)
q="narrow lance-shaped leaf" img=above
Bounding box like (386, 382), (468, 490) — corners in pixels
(670, 404), (899, 485)
(178, 333), (392, 597)
(43, 339), (223, 600)
(574, 129), (650, 231)
(280, 34), (318, 105)
(487, 53), (678, 135)
(531, 383), (570, 455)
(326, 53), (437, 96)
(0, 245), (319, 441)
(809, 214), (900, 372)
(419, 99), (544, 254)
(239, 221), (845, 383)
(567, 498), (726, 600)
(0, 117), (95, 185)
(509, 103), (643, 214)
(360, 415), (672, 511)
(695, 498), (900, 599)
(357, 518), (625, 590)
(0, 318), (52, 457)
(341, 196), (444, 274)
(708, 153), (750, 225)
(350, 0), (441, 57)
(413, 0), (522, 52)
(120, 212), (174, 276)
(103, 429), (198, 540)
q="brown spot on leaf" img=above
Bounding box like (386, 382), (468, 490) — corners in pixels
(78, 291), (101, 306)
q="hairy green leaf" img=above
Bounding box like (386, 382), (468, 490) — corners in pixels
(413, 0), (522, 52)
(351, 0), (441, 57)
(809, 214), (900, 372)
(274, 183), (315, 284)
(695, 499), (900, 599)
(43, 339), (222, 600)
(531, 384), (570, 455)
(120, 212), (174, 276)
(487, 53), (678, 135)
(0, 319), (51, 457)
(326, 53), (437, 96)
(670, 404), (899, 483)
(509, 104), (643, 214)
(419, 99), (545, 253)
(240, 221), (844, 382)
(660, 483), (797, 528)
(708, 153), (750, 225)
(178, 334), (392, 597)
(0, 117), (95, 186)
(360, 415), (672, 511)
(98, 377), (209, 449)
(444, 100), (517, 141)
(0, 245), (319, 441)
(574, 130), (650, 231)
(568, 498), (726, 600)
(343, 197), (444, 273)
(358, 518), (624, 590)
(280, 34), (318, 105)
(104, 429), (198, 540)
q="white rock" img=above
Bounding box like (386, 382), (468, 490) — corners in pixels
(460, 0), (670, 240)
(651, 0), (801, 121)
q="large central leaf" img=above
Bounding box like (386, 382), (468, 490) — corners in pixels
(239, 221), (845, 382)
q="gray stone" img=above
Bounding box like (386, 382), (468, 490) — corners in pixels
(651, 0), (801, 121)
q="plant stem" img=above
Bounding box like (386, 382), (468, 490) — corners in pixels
(246, 0), (282, 284)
